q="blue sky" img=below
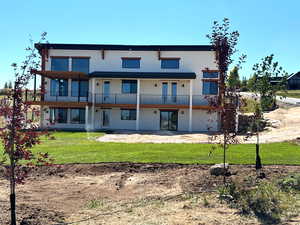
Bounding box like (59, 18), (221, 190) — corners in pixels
(1, 0), (299, 87)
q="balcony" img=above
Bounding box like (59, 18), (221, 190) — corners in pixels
(25, 90), (217, 108)
(94, 94), (137, 104)
(93, 94), (212, 106)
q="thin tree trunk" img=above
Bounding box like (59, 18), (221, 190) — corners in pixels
(255, 130), (262, 170)
(9, 84), (17, 225)
(223, 132), (226, 184)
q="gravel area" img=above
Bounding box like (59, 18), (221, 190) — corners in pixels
(97, 107), (300, 144)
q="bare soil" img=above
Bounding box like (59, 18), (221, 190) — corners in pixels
(1, 163), (300, 225)
(97, 107), (300, 144)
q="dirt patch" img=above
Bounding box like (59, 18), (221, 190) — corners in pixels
(97, 107), (300, 144)
(1, 163), (300, 224)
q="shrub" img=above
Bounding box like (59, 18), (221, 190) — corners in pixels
(278, 173), (300, 191)
(218, 180), (297, 224)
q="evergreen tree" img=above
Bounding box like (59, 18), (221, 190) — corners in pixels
(240, 76), (248, 91)
(4, 82), (8, 89)
(227, 66), (241, 90)
(8, 81), (13, 89)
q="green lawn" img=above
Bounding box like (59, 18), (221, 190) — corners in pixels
(278, 90), (300, 99)
(1, 132), (298, 165)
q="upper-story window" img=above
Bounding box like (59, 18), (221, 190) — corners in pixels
(203, 71), (219, 78)
(50, 79), (68, 96)
(51, 57), (69, 71)
(122, 80), (137, 93)
(72, 57), (89, 73)
(203, 81), (218, 95)
(71, 80), (89, 97)
(122, 58), (140, 68)
(161, 58), (180, 69)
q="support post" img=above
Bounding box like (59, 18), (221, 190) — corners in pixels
(188, 80), (193, 132)
(136, 79), (140, 131)
(85, 105), (89, 131)
(91, 79), (95, 130)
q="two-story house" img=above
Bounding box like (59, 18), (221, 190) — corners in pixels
(29, 43), (221, 132)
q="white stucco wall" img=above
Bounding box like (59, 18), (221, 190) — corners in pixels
(45, 49), (218, 94)
(41, 48), (220, 132)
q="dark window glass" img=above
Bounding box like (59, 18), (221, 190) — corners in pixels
(122, 58), (140, 68)
(50, 79), (68, 96)
(70, 108), (85, 124)
(203, 72), (219, 78)
(203, 81), (218, 95)
(50, 108), (68, 123)
(51, 58), (69, 71)
(122, 80), (137, 93)
(121, 109), (136, 120)
(161, 59), (179, 69)
(72, 58), (89, 73)
(71, 80), (89, 97)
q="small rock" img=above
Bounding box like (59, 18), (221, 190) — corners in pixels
(209, 163), (229, 176)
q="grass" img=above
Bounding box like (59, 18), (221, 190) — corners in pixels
(0, 132), (298, 165)
(278, 90), (300, 99)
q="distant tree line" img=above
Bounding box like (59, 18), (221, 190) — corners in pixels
(0, 81), (13, 95)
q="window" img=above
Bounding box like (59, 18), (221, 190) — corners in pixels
(203, 81), (218, 95)
(122, 58), (140, 68)
(51, 57), (69, 71)
(72, 58), (89, 73)
(50, 79), (68, 96)
(122, 80), (137, 93)
(71, 80), (89, 97)
(161, 59), (179, 69)
(203, 72), (219, 78)
(70, 108), (85, 124)
(49, 108), (68, 123)
(171, 82), (177, 102)
(121, 109), (136, 120)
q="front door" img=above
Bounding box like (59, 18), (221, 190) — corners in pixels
(160, 110), (178, 131)
(102, 109), (110, 128)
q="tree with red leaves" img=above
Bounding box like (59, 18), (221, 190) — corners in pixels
(207, 18), (246, 184)
(0, 32), (53, 225)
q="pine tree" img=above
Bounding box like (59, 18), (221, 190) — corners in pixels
(4, 82), (8, 89)
(227, 66), (241, 90)
(8, 81), (12, 89)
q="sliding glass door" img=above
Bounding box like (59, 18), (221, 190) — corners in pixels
(160, 110), (178, 131)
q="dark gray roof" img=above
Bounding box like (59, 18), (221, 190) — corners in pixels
(35, 43), (213, 51)
(89, 71), (196, 79)
(288, 72), (300, 80)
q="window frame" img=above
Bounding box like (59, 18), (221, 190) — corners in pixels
(71, 57), (90, 74)
(202, 81), (218, 95)
(121, 109), (136, 120)
(49, 108), (68, 124)
(121, 57), (141, 69)
(51, 57), (69, 72)
(203, 71), (219, 78)
(71, 80), (89, 97)
(122, 80), (137, 94)
(160, 58), (180, 69)
(70, 108), (86, 124)
(50, 79), (68, 96)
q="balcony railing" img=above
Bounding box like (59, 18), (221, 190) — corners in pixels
(94, 94), (137, 104)
(140, 95), (189, 105)
(25, 90), (216, 107)
(44, 93), (91, 103)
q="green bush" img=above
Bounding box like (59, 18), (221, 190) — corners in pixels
(218, 181), (297, 224)
(278, 173), (300, 191)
